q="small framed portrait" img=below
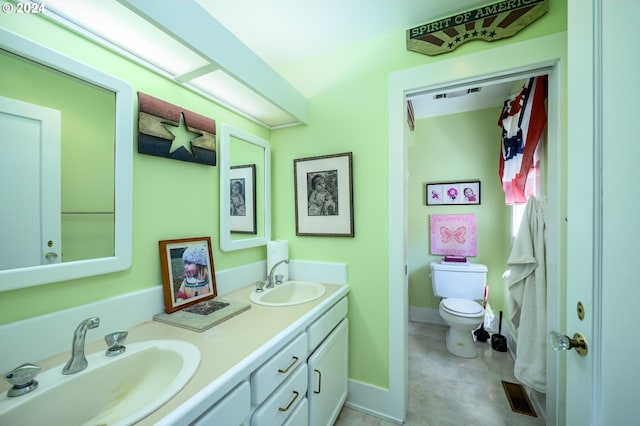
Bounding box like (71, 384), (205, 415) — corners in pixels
(159, 237), (217, 313)
(426, 180), (481, 205)
(230, 164), (256, 234)
(294, 152), (354, 237)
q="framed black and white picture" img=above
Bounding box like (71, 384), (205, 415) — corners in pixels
(294, 152), (354, 237)
(229, 164), (256, 234)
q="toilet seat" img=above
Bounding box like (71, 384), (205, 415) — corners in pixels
(440, 298), (484, 317)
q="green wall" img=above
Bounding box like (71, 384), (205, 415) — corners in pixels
(272, 1), (565, 388)
(0, 1), (567, 391)
(408, 108), (512, 315)
(0, 12), (268, 323)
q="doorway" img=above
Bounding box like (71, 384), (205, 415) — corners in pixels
(386, 33), (566, 425)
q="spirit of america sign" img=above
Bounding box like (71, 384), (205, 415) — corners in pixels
(407, 0), (549, 56)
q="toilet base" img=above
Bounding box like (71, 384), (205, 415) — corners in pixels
(446, 328), (479, 358)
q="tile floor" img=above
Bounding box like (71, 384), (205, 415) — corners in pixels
(334, 321), (545, 426)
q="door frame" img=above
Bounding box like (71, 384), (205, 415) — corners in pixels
(387, 32), (567, 424)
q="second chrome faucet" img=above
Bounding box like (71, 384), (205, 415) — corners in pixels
(267, 259), (289, 289)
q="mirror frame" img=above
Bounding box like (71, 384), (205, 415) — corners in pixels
(0, 29), (133, 291)
(219, 124), (271, 251)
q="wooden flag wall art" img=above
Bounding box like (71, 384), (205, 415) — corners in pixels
(407, 0), (549, 56)
(138, 92), (216, 166)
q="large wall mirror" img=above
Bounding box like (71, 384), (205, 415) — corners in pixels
(0, 29), (133, 291)
(219, 124), (271, 251)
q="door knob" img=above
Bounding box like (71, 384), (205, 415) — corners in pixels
(549, 331), (588, 356)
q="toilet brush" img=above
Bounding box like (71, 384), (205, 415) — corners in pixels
(474, 286), (490, 342)
(491, 310), (508, 352)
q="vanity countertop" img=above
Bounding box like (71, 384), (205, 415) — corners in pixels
(9, 282), (348, 425)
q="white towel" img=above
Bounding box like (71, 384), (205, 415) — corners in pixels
(507, 196), (546, 393)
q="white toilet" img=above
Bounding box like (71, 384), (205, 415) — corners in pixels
(430, 261), (488, 358)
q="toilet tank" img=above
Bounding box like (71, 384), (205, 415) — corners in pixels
(430, 262), (488, 299)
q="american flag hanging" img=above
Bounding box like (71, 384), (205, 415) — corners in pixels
(498, 76), (547, 205)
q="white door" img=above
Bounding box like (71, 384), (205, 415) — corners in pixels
(307, 319), (348, 426)
(0, 96), (61, 269)
(565, 1), (640, 423)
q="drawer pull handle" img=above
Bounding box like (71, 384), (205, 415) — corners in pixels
(278, 356), (299, 373)
(314, 369), (322, 394)
(278, 390), (299, 412)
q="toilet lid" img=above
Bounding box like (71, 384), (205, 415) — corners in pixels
(441, 298), (484, 316)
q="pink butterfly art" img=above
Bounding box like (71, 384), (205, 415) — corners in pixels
(430, 214), (477, 256)
(439, 226), (466, 244)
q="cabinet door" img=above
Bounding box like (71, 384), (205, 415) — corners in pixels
(307, 319), (348, 426)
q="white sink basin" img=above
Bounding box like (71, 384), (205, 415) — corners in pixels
(0, 339), (200, 426)
(250, 280), (326, 306)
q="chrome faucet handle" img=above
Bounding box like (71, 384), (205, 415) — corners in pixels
(5, 363), (41, 397)
(255, 280), (266, 293)
(275, 274), (284, 285)
(104, 331), (128, 357)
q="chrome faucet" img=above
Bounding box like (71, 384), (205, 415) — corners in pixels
(267, 259), (289, 288)
(62, 317), (100, 375)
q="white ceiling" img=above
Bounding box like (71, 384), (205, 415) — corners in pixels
(39, 0), (516, 126)
(194, 0), (488, 68)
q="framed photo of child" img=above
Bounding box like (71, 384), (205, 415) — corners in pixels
(229, 164), (257, 234)
(159, 237), (217, 313)
(293, 152), (354, 237)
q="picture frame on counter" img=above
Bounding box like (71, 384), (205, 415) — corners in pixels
(426, 180), (481, 205)
(159, 236), (217, 313)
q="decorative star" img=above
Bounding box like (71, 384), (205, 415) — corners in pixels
(163, 112), (201, 156)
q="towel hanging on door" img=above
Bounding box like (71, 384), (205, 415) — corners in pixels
(498, 76), (547, 205)
(507, 196), (546, 393)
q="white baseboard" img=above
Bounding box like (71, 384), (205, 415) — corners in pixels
(345, 379), (403, 424)
(409, 305), (445, 325)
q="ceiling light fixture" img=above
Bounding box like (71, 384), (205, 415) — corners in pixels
(434, 87), (481, 100)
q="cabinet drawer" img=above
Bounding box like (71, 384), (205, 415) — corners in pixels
(251, 332), (307, 405)
(251, 364), (308, 426)
(283, 397), (308, 426)
(192, 381), (250, 426)
(307, 297), (348, 353)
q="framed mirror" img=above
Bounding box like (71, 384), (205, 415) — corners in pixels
(0, 29), (133, 291)
(219, 124), (271, 251)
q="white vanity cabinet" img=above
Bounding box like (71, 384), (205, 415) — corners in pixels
(307, 319), (348, 426)
(306, 297), (349, 426)
(250, 296), (349, 426)
(149, 285), (350, 426)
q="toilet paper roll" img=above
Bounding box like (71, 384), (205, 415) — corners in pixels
(267, 240), (289, 282)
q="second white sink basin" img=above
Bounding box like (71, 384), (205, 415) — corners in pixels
(0, 339), (200, 426)
(250, 281), (326, 306)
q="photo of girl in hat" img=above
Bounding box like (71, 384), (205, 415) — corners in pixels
(175, 244), (212, 302)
